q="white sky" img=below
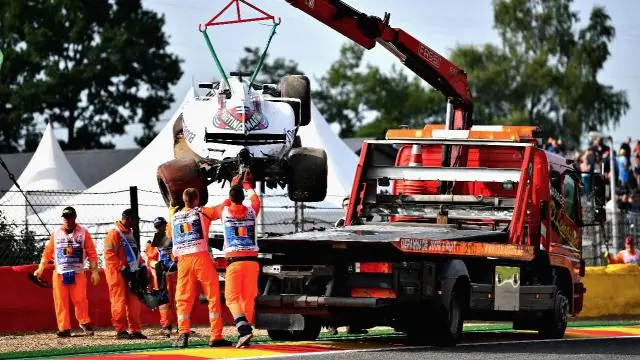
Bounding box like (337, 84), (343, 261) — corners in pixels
(51, 0), (640, 149)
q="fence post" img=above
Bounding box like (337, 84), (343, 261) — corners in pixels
(294, 201), (299, 233)
(129, 186), (141, 255)
(300, 202), (305, 232)
(23, 191), (29, 241)
(608, 138), (620, 253)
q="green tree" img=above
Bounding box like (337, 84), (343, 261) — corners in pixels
(236, 46), (304, 85)
(312, 43), (367, 138)
(313, 43), (442, 138)
(0, 209), (42, 266)
(0, 0), (183, 151)
(488, 0), (628, 146)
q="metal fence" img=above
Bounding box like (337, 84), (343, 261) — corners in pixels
(1, 187), (631, 268)
(0, 187), (345, 267)
(583, 210), (640, 266)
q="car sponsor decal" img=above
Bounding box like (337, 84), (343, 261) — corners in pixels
(213, 96), (269, 132)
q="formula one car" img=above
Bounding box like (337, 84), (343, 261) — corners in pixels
(157, 2), (328, 208)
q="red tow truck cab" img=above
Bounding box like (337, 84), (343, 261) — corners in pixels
(253, 124), (607, 346)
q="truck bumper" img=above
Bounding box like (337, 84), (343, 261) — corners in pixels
(257, 295), (392, 309)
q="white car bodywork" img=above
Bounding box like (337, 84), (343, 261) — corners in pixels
(180, 76), (298, 162)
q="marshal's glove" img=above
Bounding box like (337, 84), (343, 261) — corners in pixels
(243, 171), (255, 190)
(231, 175), (243, 187)
(121, 266), (137, 283)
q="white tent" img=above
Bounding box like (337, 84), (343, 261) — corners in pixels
(1, 122), (86, 225)
(26, 87), (357, 252)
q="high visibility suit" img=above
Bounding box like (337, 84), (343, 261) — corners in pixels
(37, 224), (98, 333)
(167, 205), (225, 342)
(221, 187), (261, 336)
(103, 220), (144, 334)
(146, 241), (178, 330)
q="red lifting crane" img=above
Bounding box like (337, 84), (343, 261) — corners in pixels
(284, 0), (474, 130)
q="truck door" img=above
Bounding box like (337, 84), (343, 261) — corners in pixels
(553, 172), (582, 251)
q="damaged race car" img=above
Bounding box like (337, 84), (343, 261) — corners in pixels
(156, 2), (328, 208)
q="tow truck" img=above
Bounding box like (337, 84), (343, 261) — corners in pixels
(246, 0), (608, 346)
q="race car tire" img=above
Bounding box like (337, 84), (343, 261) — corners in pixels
(157, 158), (209, 208)
(280, 75), (311, 126)
(286, 147), (327, 202)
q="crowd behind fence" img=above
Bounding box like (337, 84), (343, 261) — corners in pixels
(0, 187), (346, 267)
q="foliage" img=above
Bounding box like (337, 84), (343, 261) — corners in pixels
(236, 46), (304, 85)
(312, 43), (442, 138)
(486, 0), (627, 146)
(0, 209), (42, 266)
(0, 0), (183, 152)
(312, 0), (628, 144)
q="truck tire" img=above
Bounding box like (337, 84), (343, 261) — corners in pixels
(537, 288), (569, 339)
(267, 316), (321, 342)
(157, 158), (209, 208)
(286, 147), (328, 202)
(405, 285), (465, 346)
(280, 75), (311, 126)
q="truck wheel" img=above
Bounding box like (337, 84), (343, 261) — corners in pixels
(286, 147), (328, 202)
(280, 75), (311, 126)
(157, 158), (209, 208)
(267, 317), (321, 342)
(405, 287), (465, 346)
(537, 288), (569, 339)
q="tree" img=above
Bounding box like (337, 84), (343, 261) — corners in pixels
(488, 0), (628, 146)
(312, 43), (368, 138)
(0, 209), (42, 266)
(313, 43), (443, 138)
(0, 0), (183, 151)
(236, 46), (304, 85)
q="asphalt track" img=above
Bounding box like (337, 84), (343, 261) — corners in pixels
(44, 325), (640, 360)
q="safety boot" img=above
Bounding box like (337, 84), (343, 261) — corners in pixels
(80, 323), (94, 336)
(173, 333), (189, 348)
(209, 338), (233, 347)
(236, 333), (253, 348)
(116, 331), (130, 339)
(129, 332), (148, 340)
(56, 330), (71, 338)
(161, 326), (172, 338)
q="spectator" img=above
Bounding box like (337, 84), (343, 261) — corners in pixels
(617, 149), (631, 190)
(606, 237), (640, 265)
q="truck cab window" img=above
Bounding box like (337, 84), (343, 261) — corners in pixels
(563, 175), (578, 222)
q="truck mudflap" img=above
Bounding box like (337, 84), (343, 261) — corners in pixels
(256, 295), (392, 308)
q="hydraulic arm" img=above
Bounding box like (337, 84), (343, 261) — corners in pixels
(284, 0), (474, 129)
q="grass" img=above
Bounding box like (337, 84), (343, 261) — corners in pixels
(3, 320), (640, 360)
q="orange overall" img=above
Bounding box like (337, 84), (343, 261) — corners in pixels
(146, 245), (178, 328)
(103, 221), (143, 333)
(38, 225), (98, 332)
(220, 191), (261, 328)
(167, 206), (224, 340)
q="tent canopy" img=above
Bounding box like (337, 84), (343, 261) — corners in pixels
(1, 122), (86, 223)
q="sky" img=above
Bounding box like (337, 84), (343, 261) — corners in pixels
(60, 0), (638, 149)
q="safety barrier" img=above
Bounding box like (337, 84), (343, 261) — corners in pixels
(0, 264), (234, 334)
(580, 264), (640, 318)
(3, 263), (640, 333)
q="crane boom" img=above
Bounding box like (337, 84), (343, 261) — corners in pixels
(284, 0), (474, 129)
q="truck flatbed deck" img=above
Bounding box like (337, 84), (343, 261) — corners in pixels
(259, 223), (534, 262)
